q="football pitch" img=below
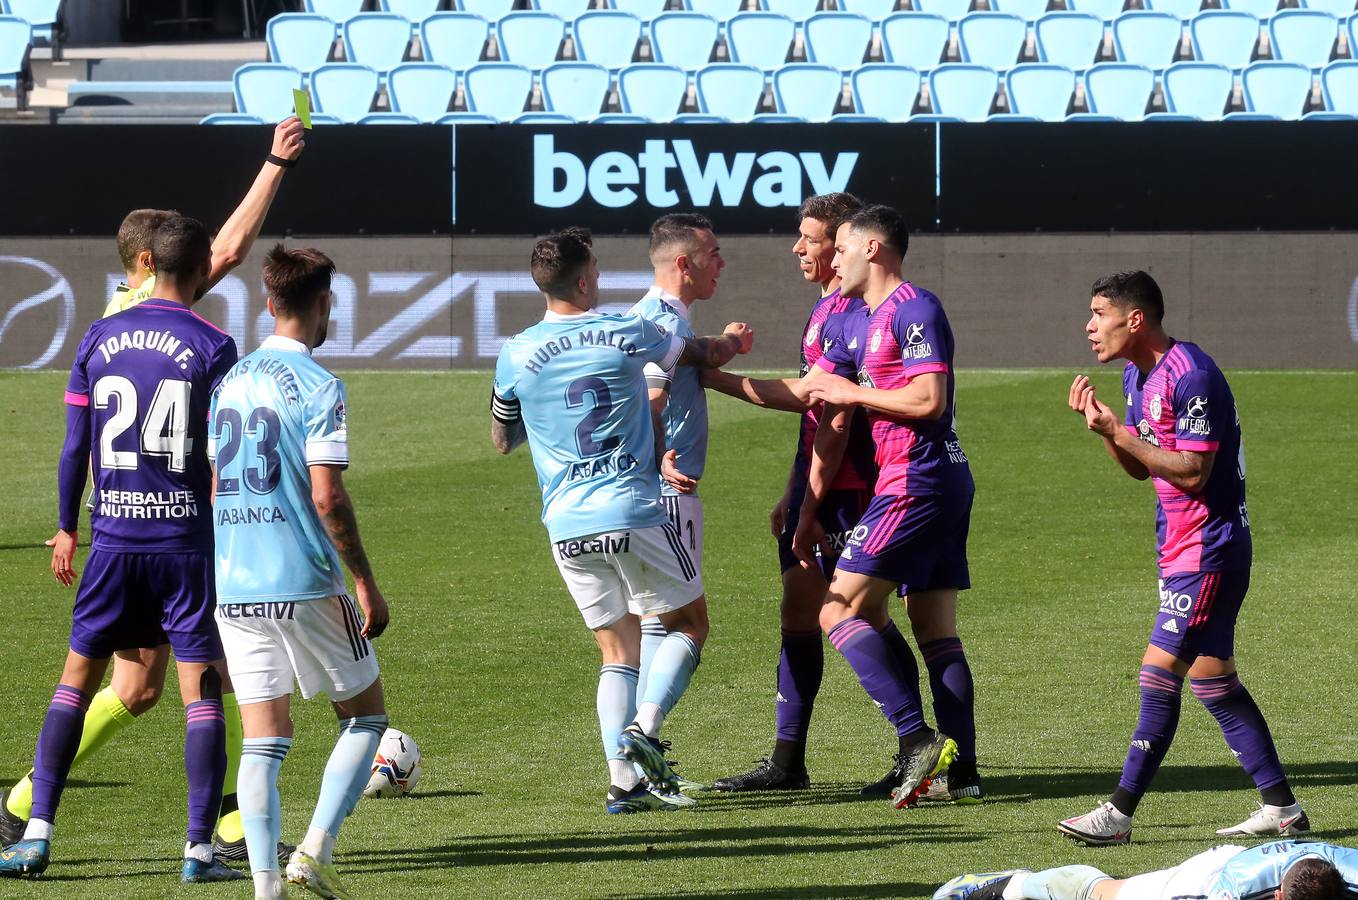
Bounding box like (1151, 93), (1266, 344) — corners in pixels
(0, 367), (1355, 900)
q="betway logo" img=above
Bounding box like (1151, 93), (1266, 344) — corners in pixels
(533, 135), (860, 210)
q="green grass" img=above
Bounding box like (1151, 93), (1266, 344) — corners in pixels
(0, 368), (1355, 899)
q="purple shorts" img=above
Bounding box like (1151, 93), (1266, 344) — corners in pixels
(779, 487), (872, 578)
(835, 492), (972, 593)
(70, 549), (223, 663)
(1150, 569), (1249, 662)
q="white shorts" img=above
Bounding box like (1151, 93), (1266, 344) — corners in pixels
(1116, 845), (1245, 900)
(217, 595), (381, 704)
(553, 523), (704, 629)
(660, 493), (704, 573)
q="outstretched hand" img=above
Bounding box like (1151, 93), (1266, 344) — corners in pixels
(661, 449), (697, 494)
(1070, 375), (1119, 437)
(272, 116), (305, 162)
(724, 322), (754, 354)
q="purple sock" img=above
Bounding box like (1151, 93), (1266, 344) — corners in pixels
(774, 629), (823, 744)
(185, 699), (227, 844)
(921, 637), (977, 763)
(1191, 673), (1293, 803)
(877, 620), (922, 694)
(827, 617), (926, 737)
(29, 685), (92, 825)
(1113, 665), (1182, 815)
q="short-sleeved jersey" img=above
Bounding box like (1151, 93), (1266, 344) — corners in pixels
(629, 287), (708, 496)
(816, 281), (973, 498)
(64, 299), (238, 553)
(1123, 341), (1251, 576)
(104, 275), (157, 318)
(1209, 841), (1358, 900)
(794, 288), (874, 492)
(208, 336), (349, 603)
(494, 310), (684, 543)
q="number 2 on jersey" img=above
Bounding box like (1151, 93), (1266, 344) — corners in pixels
(566, 376), (621, 458)
(213, 407), (283, 496)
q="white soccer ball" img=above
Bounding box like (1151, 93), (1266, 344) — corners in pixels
(363, 728), (423, 798)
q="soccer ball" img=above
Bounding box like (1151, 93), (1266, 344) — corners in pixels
(363, 728), (423, 798)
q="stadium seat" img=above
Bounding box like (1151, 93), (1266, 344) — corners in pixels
(986, 111), (1040, 118)
(914, 0), (973, 22)
(1189, 11), (1260, 70)
(928, 62), (999, 118)
(618, 62), (689, 120)
(514, 111), (577, 121)
(388, 62), (458, 122)
(595, 112), (652, 120)
(1142, 109), (1197, 117)
(803, 13), (872, 72)
(1220, 0), (1279, 20)
(311, 64), (380, 122)
(200, 113), (266, 124)
(1302, 108), (1354, 116)
(541, 61), (612, 118)
(649, 12), (720, 72)
(608, 0), (668, 22)
(1063, 111), (1118, 117)
(1321, 59), (1358, 112)
(0, 14), (30, 109)
(1298, 0), (1355, 20)
(839, 0), (899, 19)
(1112, 12), (1182, 69)
(908, 112), (964, 120)
(958, 12), (1028, 71)
(1268, 9), (1337, 70)
(359, 112), (422, 122)
(460, 0), (516, 19)
(496, 12), (565, 70)
(573, 11), (642, 72)
(695, 62), (766, 119)
(686, 0), (745, 20)
(751, 111), (805, 119)
(1067, 0), (1125, 22)
(1083, 61), (1154, 118)
(832, 112), (885, 120)
(760, 0), (822, 21)
(343, 14), (414, 74)
(233, 63), (304, 122)
(881, 13), (950, 70)
(267, 14), (338, 75)
(308, 113), (345, 123)
(1241, 59), (1311, 115)
(437, 111), (498, 121)
(381, 0), (444, 21)
(1143, 0), (1202, 19)
(726, 13), (796, 71)
(673, 112), (728, 121)
(1162, 60), (1232, 117)
(6, 0), (61, 54)
(1004, 62), (1075, 119)
(851, 64), (921, 120)
(534, 0), (593, 17)
(420, 14), (489, 70)
(463, 61), (534, 119)
(1221, 109), (1277, 116)
(992, 0), (1050, 22)
(772, 63), (843, 120)
(1035, 12), (1104, 70)
(305, 0), (366, 25)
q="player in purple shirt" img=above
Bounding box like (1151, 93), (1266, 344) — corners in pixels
(0, 218), (242, 883)
(1060, 270), (1304, 846)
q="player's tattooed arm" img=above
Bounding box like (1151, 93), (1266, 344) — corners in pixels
(793, 402), (853, 566)
(1073, 376), (1215, 490)
(491, 390), (527, 454)
(311, 465), (389, 638)
(679, 322), (754, 369)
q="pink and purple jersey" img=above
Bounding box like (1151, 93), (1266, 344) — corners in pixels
(1123, 340), (1251, 576)
(794, 288), (873, 492)
(816, 281), (973, 498)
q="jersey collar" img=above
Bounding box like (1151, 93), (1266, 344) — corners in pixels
(261, 334), (311, 355)
(642, 285), (690, 321)
(543, 309), (601, 323)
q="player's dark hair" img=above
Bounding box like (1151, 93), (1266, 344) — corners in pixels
(1091, 270), (1165, 324)
(1281, 857), (1345, 900)
(117, 208), (176, 272)
(263, 244), (336, 315)
(845, 204), (909, 259)
(649, 213), (714, 261)
(798, 192), (863, 240)
(149, 215), (212, 280)
(531, 228), (594, 299)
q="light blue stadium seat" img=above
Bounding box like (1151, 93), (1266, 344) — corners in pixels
(1302, 108), (1353, 116)
(1321, 58), (1358, 112)
(496, 12), (565, 70)
(233, 63), (304, 122)
(695, 62), (766, 119)
(832, 112), (885, 119)
(726, 12), (796, 71)
(881, 12), (950, 70)
(686, 0), (744, 19)
(772, 63), (843, 120)
(515, 111), (578, 121)
(804, 13), (872, 71)
(1084, 61), (1154, 118)
(420, 14), (488, 70)
(608, 0), (668, 22)
(839, 0), (899, 18)
(1063, 111), (1118, 117)
(751, 111), (805, 119)
(986, 111), (1039, 118)
(1143, 0), (1202, 20)
(308, 113), (345, 123)
(463, 61), (534, 118)
(618, 62), (689, 119)
(311, 63), (380, 122)
(0, 14), (30, 104)
(267, 14), (337, 75)
(1035, 12), (1103, 70)
(958, 12), (1028, 71)
(6, 0), (60, 49)
(542, 61), (612, 118)
(201, 113), (267, 124)
(1004, 62), (1074, 118)
(1298, 0), (1355, 20)
(992, 0), (1050, 22)
(1220, 0), (1279, 20)
(595, 111), (653, 120)
(1189, 11), (1260, 70)
(343, 14), (413, 73)
(573, 11), (641, 71)
(851, 63), (921, 120)
(1067, 0), (1125, 21)
(388, 62), (458, 121)
(928, 62), (998, 118)
(650, 12), (719, 71)
(914, 0), (972, 22)
(382, 0), (444, 21)
(460, 0), (516, 19)
(1113, 11), (1182, 69)
(1268, 9), (1337, 70)
(305, 0), (366, 25)
(1241, 59), (1311, 116)
(360, 112), (422, 122)
(1162, 60), (1232, 117)
(1142, 109), (1197, 116)
(437, 111), (499, 121)
(760, 0), (821, 21)
(674, 111), (728, 119)
(1221, 109), (1277, 116)
(908, 111), (964, 119)
(534, 0), (593, 16)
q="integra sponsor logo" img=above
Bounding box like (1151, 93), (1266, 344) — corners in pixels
(555, 533), (631, 560)
(533, 135), (860, 210)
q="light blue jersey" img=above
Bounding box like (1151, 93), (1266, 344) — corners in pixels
(629, 287), (708, 496)
(1210, 841), (1358, 900)
(493, 309), (684, 543)
(209, 335), (348, 603)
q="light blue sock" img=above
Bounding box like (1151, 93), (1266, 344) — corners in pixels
(599, 665), (640, 788)
(635, 632), (700, 735)
(239, 737), (291, 874)
(309, 716), (387, 838)
(636, 619), (667, 703)
(1019, 865), (1112, 900)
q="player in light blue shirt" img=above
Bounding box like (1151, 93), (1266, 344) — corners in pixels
(209, 245), (389, 900)
(492, 227), (751, 814)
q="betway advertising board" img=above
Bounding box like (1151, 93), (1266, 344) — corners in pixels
(452, 125), (937, 234)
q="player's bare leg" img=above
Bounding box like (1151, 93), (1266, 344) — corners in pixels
(905, 589), (981, 803)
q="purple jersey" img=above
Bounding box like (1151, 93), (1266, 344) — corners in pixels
(62, 300), (238, 553)
(1123, 340), (1251, 576)
(795, 288), (875, 492)
(816, 281), (973, 498)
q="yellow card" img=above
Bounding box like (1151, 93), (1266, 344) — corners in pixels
(293, 88), (312, 129)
